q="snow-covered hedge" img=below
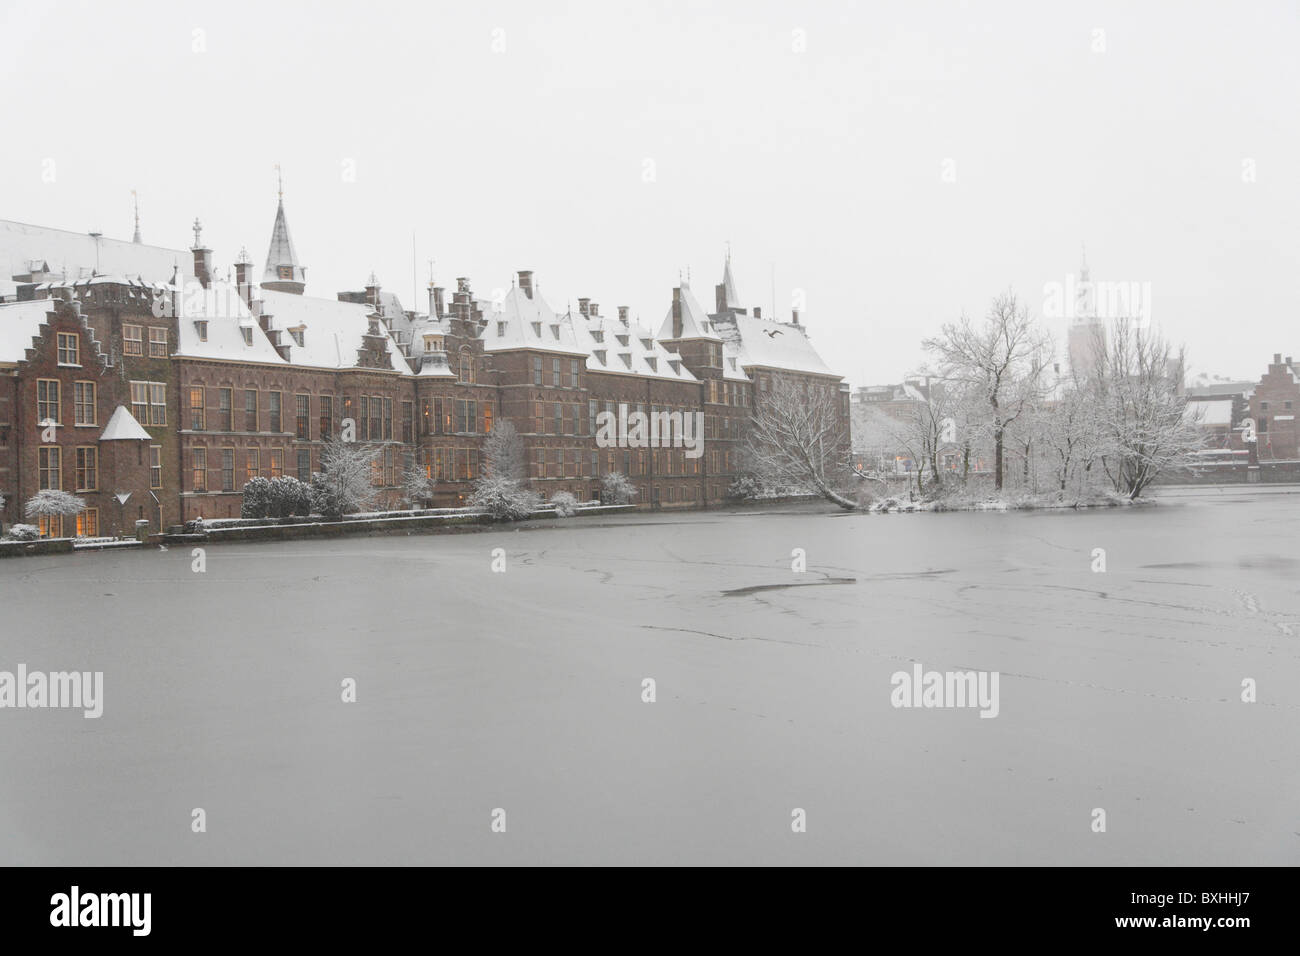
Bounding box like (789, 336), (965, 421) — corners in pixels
(470, 476), (541, 521)
(550, 491), (578, 517)
(5, 524), (41, 541)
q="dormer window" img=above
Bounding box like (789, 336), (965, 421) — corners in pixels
(551, 325), (560, 340)
(193, 320), (208, 342)
(289, 328), (305, 347)
(424, 333), (445, 351)
(496, 321), (506, 337)
(646, 357), (657, 371)
(241, 327), (253, 346)
(728, 357), (737, 370)
(616, 334), (629, 347)
(620, 352), (632, 369)
(640, 338), (652, 350)
(669, 359), (681, 374)
(592, 331), (603, 343)
(594, 349), (607, 365)
(531, 321), (541, 336)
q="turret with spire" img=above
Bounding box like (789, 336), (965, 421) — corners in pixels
(715, 243), (743, 314)
(262, 164), (306, 294)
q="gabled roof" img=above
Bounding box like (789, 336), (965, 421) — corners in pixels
(262, 200), (305, 287)
(656, 281), (722, 342)
(100, 405), (151, 440)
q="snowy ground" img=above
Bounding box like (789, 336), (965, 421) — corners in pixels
(1, 486), (1297, 865)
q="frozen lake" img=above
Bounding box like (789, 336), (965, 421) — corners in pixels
(2, 487), (1298, 865)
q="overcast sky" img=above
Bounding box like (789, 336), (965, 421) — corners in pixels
(2, 0), (1296, 384)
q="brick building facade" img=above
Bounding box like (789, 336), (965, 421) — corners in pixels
(0, 206), (848, 535)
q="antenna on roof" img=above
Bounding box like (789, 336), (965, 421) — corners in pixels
(275, 163), (283, 201)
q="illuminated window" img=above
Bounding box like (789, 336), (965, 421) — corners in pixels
(75, 509), (98, 538)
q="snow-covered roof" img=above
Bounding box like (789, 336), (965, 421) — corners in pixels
(482, 285), (588, 356)
(100, 405), (152, 440)
(656, 281), (721, 342)
(713, 312), (836, 377)
(0, 298), (55, 364)
(256, 288), (410, 374)
(1184, 398), (1234, 427)
(570, 308), (697, 383)
(170, 280), (286, 364)
(0, 219), (193, 286)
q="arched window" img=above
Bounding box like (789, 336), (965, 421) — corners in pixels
(459, 347), (475, 384)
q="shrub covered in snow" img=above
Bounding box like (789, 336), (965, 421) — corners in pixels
(266, 476), (312, 518)
(470, 475), (541, 521)
(550, 491), (578, 517)
(5, 523), (40, 541)
(240, 476), (273, 518)
(601, 472), (637, 505)
(726, 475), (764, 500)
(24, 489), (86, 523)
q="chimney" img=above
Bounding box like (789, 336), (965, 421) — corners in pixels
(428, 283), (436, 318)
(715, 283), (726, 313)
(433, 286), (446, 316)
(618, 306), (628, 322)
(1275, 353), (1282, 365)
(589, 302), (599, 317)
(517, 270), (534, 300)
(456, 277), (470, 294)
(1288, 356), (1294, 366)
(190, 217), (212, 289)
(365, 273), (381, 309)
(753, 306), (762, 319)
(234, 248), (254, 308)
(192, 246), (213, 290)
(578, 297), (590, 317)
(791, 309), (801, 325)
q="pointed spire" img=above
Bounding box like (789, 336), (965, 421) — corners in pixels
(131, 190), (142, 244)
(262, 169), (306, 294)
(720, 248), (741, 311)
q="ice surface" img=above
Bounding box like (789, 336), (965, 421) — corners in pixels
(1, 486), (1296, 864)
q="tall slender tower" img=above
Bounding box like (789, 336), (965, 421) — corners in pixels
(262, 166), (306, 294)
(131, 190), (142, 244)
(1067, 244), (1105, 380)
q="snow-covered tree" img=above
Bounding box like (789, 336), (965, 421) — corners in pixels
(924, 290), (1053, 491)
(550, 491), (578, 517)
(741, 375), (856, 509)
(1088, 318), (1203, 498)
(470, 475), (541, 520)
(400, 456), (434, 510)
(312, 439), (379, 518)
(482, 421), (526, 483)
(24, 489), (86, 534)
(601, 471), (637, 505)
(470, 420), (540, 519)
